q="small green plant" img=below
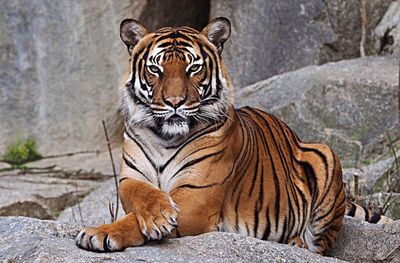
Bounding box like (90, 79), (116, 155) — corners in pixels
(2, 138), (42, 168)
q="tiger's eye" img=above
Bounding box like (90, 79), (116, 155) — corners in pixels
(189, 64), (202, 73)
(148, 65), (160, 74)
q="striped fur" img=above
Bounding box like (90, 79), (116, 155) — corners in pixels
(76, 17), (391, 254)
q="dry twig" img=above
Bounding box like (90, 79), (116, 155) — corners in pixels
(360, 0), (368, 57)
(102, 120), (119, 222)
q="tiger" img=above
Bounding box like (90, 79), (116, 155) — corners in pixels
(75, 17), (392, 254)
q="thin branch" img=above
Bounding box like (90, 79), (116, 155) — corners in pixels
(360, 0), (368, 57)
(102, 120), (119, 222)
(75, 179), (84, 224)
(354, 173), (360, 204)
(108, 202), (115, 223)
(381, 192), (393, 215)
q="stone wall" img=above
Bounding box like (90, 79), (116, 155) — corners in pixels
(211, 0), (394, 88)
(0, 0), (211, 155)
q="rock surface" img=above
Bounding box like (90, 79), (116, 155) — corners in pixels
(58, 178), (124, 226)
(0, 1), (216, 157)
(0, 0), (145, 155)
(211, 0), (392, 88)
(1, 216), (400, 262)
(0, 216), (342, 263)
(236, 56), (399, 168)
(0, 149), (121, 220)
(343, 155), (396, 192)
(327, 217), (400, 262)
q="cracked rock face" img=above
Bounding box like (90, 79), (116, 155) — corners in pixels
(0, 216), (399, 262)
(211, 0), (392, 88)
(236, 56), (399, 168)
(0, 149), (121, 220)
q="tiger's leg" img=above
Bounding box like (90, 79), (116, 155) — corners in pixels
(305, 164), (346, 254)
(75, 212), (145, 252)
(76, 179), (179, 251)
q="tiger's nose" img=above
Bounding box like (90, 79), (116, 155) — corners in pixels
(164, 96), (186, 109)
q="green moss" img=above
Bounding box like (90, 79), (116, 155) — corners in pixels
(2, 138), (42, 168)
(361, 160), (371, 166)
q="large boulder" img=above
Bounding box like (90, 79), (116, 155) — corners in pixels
(211, 0), (392, 88)
(0, 0), (143, 155)
(327, 217), (400, 262)
(0, 149), (121, 220)
(236, 56), (399, 168)
(1, 216), (399, 262)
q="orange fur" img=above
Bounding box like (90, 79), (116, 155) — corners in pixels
(75, 18), (375, 254)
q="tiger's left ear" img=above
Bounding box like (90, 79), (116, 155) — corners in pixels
(201, 17), (231, 54)
(120, 19), (149, 55)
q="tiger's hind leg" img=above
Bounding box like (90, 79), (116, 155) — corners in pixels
(304, 179), (346, 253)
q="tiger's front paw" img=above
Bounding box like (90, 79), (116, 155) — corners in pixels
(75, 214), (145, 252)
(136, 193), (179, 241)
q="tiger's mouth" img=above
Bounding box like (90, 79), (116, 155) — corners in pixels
(166, 114), (186, 124)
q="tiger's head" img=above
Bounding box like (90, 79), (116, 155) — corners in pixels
(119, 17), (233, 140)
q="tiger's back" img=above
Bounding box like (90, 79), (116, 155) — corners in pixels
(218, 107), (346, 253)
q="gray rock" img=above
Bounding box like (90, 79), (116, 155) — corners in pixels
(0, 0), (145, 155)
(32, 148), (122, 176)
(236, 56), (399, 168)
(343, 156), (396, 192)
(0, 149), (121, 220)
(0, 1), (217, 157)
(327, 217), (400, 262)
(58, 178), (124, 226)
(2, 216), (400, 262)
(0, 216), (346, 263)
(210, 0), (392, 88)
(322, 0), (393, 61)
(375, 0), (400, 56)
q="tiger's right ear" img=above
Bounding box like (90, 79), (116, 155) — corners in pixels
(120, 19), (149, 55)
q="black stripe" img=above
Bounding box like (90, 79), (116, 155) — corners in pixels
(279, 217), (288, 243)
(103, 235), (110, 252)
(170, 148), (226, 180)
(123, 155), (151, 182)
(125, 130), (157, 170)
(177, 183), (218, 189)
(347, 202), (357, 217)
(262, 207), (271, 240)
(119, 177), (129, 183)
(156, 31), (194, 42)
(160, 121), (226, 172)
(369, 213), (381, 223)
(254, 164), (265, 239)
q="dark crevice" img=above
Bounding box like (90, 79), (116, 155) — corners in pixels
(139, 0), (210, 31)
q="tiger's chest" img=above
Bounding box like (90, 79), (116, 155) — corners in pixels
(120, 129), (218, 193)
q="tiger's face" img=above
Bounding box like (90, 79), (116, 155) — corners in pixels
(120, 18), (233, 139)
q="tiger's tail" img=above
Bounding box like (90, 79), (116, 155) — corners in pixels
(345, 201), (393, 224)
